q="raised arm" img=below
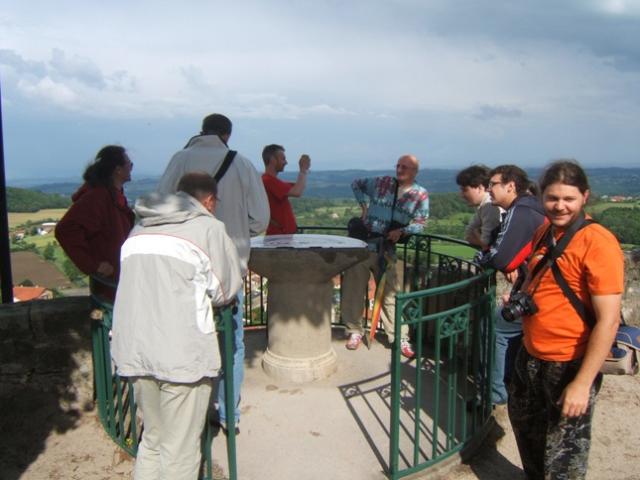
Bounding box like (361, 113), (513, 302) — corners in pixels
(287, 154), (310, 198)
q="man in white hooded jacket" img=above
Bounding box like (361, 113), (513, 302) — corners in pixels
(112, 172), (242, 480)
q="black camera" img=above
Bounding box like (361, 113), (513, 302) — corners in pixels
(501, 291), (538, 322)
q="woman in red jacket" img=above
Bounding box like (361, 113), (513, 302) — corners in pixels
(55, 145), (134, 300)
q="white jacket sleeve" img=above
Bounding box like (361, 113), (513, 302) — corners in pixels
(207, 225), (243, 306)
(245, 163), (270, 236)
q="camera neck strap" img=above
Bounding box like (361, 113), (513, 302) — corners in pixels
(385, 179), (399, 234)
(522, 212), (592, 297)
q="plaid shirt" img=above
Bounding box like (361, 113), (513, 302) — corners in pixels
(351, 175), (429, 236)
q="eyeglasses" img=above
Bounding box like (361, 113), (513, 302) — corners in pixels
(487, 181), (503, 188)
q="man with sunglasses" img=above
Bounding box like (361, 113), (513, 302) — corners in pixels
(478, 164), (545, 406)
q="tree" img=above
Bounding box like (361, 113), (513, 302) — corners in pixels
(6, 187), (71, 212)
(63, 258), (84, 282)
(43, 242), (56, 261)
(595, 207), (640, 245)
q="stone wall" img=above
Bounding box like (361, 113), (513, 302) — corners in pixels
(0, 297), (94, 477)
(623, 250), (640, 326)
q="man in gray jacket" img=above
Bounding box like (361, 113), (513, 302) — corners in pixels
(112, 172), (243, 479)
(157, 113), (269, 433)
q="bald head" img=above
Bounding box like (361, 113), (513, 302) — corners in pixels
(396, 154), (419, 186)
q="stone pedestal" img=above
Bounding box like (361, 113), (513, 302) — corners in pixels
(249, 234), (368, 383)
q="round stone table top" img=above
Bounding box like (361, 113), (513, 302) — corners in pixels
(249, 234), (368, 281)
(251, 234), (367, 250)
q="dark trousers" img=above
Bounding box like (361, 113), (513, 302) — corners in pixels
(508, 347), (602, 480)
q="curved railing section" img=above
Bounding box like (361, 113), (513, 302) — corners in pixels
(89, 230), (494, 480)
(389, 264), (495, 478)
(295, 228), (495, 478)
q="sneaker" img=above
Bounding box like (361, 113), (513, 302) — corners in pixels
(346, 333), (363, 350)
(213, 419), (240, 436)
(400, 339), (415, 359)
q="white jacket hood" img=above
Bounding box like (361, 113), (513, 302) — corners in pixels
(135, 191), (211, 227)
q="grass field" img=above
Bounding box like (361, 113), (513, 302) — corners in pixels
(10, 251), (70, 288)
(430, 242), (477, 260)
(8, 209), (68, 228)
(586, 201), (639, 215)
(28, 234), (58, 249)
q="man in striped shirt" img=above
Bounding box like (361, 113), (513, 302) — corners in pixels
(342, 154), (429, 359)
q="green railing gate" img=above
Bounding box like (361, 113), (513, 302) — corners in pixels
(388, 252), (496, 478)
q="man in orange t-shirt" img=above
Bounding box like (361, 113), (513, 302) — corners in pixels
(261, 144), (311, 235)
(507, 160), (623, 480)
(523, 223), (624, 362)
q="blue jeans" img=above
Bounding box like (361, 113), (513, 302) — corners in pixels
(492, 308), (523, 405)
(217, 289), (244, 423)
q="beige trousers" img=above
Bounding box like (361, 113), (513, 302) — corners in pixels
(132, 376), (213, 480)
(341, 251), (408, 343)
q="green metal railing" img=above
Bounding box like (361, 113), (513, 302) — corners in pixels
(388, 254), (495, 478)
(90, 230), (494, 479)
(89, 277), (238, 480)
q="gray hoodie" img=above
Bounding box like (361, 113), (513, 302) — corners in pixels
(111, 192), (243, 383)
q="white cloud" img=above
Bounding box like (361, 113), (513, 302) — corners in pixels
(17, 76), (78, 106)
(595, 0), (640, 15)
(1, 0), (640, 178)
(49, 48), (106, 88)
(473, 105), (523, 121)
(2, 1), (638, 122)
(233, 93), (356, 119)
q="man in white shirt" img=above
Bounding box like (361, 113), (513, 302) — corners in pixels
(157, 113), (269, 433)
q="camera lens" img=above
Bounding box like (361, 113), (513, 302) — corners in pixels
(501, 304), (521, 322)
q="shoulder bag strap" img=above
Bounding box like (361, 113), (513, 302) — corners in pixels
(551, 263), (596, 329)
(387, 179), (399, 233)
(548, 217), (597, 328)
(214, 150), (237, 183)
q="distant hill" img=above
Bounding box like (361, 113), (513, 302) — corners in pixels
(280, 167), (640, 197)
(24, 177), (160, 206)
(6, 187), (71, 213)
(13, 167), (640, 201)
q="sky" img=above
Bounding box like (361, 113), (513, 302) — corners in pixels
(1, 0), (639, 181)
